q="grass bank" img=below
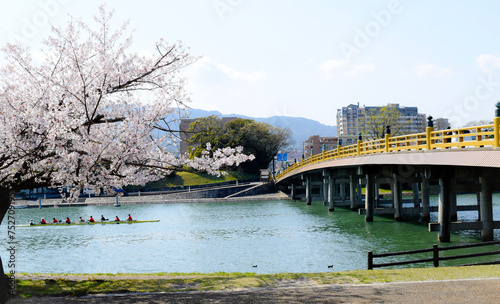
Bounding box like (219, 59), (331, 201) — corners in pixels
(15, 265), (500, 298)
(126, 171), (259, 190)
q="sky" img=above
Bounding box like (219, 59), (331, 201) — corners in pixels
(2, 0), (500, 127)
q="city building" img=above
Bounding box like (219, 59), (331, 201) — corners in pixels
(337, 103), (428, 140)
(303, 135), (338, 158)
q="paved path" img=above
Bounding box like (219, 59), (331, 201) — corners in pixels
(8, 278), (500, 303)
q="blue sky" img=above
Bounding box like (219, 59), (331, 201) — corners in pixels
(2, 0), (500, 126)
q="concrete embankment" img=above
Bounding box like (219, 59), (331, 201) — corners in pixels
(12, 182), (290, 208)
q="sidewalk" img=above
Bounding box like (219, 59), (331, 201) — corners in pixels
(12, 190), (291, 208)
(8, 278), (500, 303)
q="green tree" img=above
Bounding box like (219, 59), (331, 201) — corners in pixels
(185, 115), (227, 157)
(186, 117), (292, 174)
(363, 105), (410, 140)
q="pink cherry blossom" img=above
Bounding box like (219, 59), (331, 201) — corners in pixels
(0, 5), (254, 203)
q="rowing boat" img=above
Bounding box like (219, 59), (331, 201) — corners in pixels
(17, 220), (159, 227)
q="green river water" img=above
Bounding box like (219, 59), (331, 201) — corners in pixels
(2, 194), (499, 274)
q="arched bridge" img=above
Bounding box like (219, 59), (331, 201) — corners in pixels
(275, 109), (500, 242)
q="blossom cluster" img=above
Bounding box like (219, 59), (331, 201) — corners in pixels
(0, 6), (253, 201)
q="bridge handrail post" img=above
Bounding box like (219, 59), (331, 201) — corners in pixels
(495, 102), (500, 148)
(384, 134), (390, 153)
(426, 127), (434, 150)
(495, 117), (500, 148)
(426, 116), (434, 150)
(357, 140), (362, 155)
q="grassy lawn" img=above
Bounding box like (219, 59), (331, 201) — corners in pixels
(125, 171), (259, 190)
(14, 265), (500, 298)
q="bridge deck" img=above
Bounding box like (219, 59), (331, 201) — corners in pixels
(277, 149), (500, 182)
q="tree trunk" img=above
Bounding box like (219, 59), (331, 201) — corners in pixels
(0, 188), (15, 302)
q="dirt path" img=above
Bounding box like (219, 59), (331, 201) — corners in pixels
(8, 278), (500, 303)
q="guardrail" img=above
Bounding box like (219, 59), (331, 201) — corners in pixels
(276, 118), (500, 181)
(367, 240), (500, 269)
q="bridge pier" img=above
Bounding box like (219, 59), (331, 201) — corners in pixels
(328, 176), (335, 211)
(438, 175), (453, 242)
(476, 191), (481, 221)
(349, 173), (357, 211)
(450, 178), (458, 222)
(339, 181), (346, 204)
(290, 183), (297, 200)
(392, 174), (403, 221)
(323, 172), (329, 206)
(480, 175), (494, 241)
(356, 177), (363, 211)
(365, 172), (375, 222)
(421, 175), (431, 222)
(305, 175), (312, 205)
(412, 182), (420, 208)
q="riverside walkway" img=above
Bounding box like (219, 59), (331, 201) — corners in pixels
(275, 105), (500, 242)
(7, 278), (500, 303)
(12, 183), (289, 208)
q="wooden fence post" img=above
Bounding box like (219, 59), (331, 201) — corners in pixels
(433, 244), (439, 267)
(368, 251), (373, 270)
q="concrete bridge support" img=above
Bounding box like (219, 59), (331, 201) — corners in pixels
(438, 176), (453, 242)
(305, 175), (312, 205)
(476, 191), (481, 221)
(328, 177), (335, 212)
(349, 174), (357, 211)
(365, 172), (375, 222)
(356, 177), (363, 211)
(421, 177), (431, 222)
(392, 174), (403, 221)
(339, 182), (346, 204)
(450, 178), (458, 222)
(323, 176), (328, 206)
(291, 183), (297, 201)
(412, 182), (420, 208)
(480, 175), (494, 241)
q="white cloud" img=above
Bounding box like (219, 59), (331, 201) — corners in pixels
(346, 63), (376, 76)
(192, 57), (266, 82)
(320, 59), (376, 78)
(476, 54), (500, 73)
(414, 64), (452, 77)
(320, 59), (349, 79)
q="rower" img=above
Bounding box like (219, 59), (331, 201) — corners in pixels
(115, 216), (120, 221)
(77, 217), (85, 223)
(52, 217), (59, 223)
(127, 214), (133, 221)
(40, 218), (47, 224)
(65, 217), (71, 224)
(29, 220), (34, 226)
(100, 215), (107, 221)
(89, 216), (95, 222)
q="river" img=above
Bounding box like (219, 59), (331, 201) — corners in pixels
(2, 194), (499, 274)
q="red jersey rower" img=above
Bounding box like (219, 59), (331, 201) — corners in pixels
(65, 217), (71, 224)
(89, 216), (95, 222)
(40, 218), (47, 224)
(127, 214), (133, 221)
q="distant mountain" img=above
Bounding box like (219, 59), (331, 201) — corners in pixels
(187, 109), (337, 151)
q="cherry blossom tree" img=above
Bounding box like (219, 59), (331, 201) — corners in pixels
(0, 6), (253, 299)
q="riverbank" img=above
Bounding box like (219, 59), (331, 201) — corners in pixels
(12, 185), (290, 208)
(8, 265), (500, 303)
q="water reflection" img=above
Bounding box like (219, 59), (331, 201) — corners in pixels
(1, 195), (499, 274)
